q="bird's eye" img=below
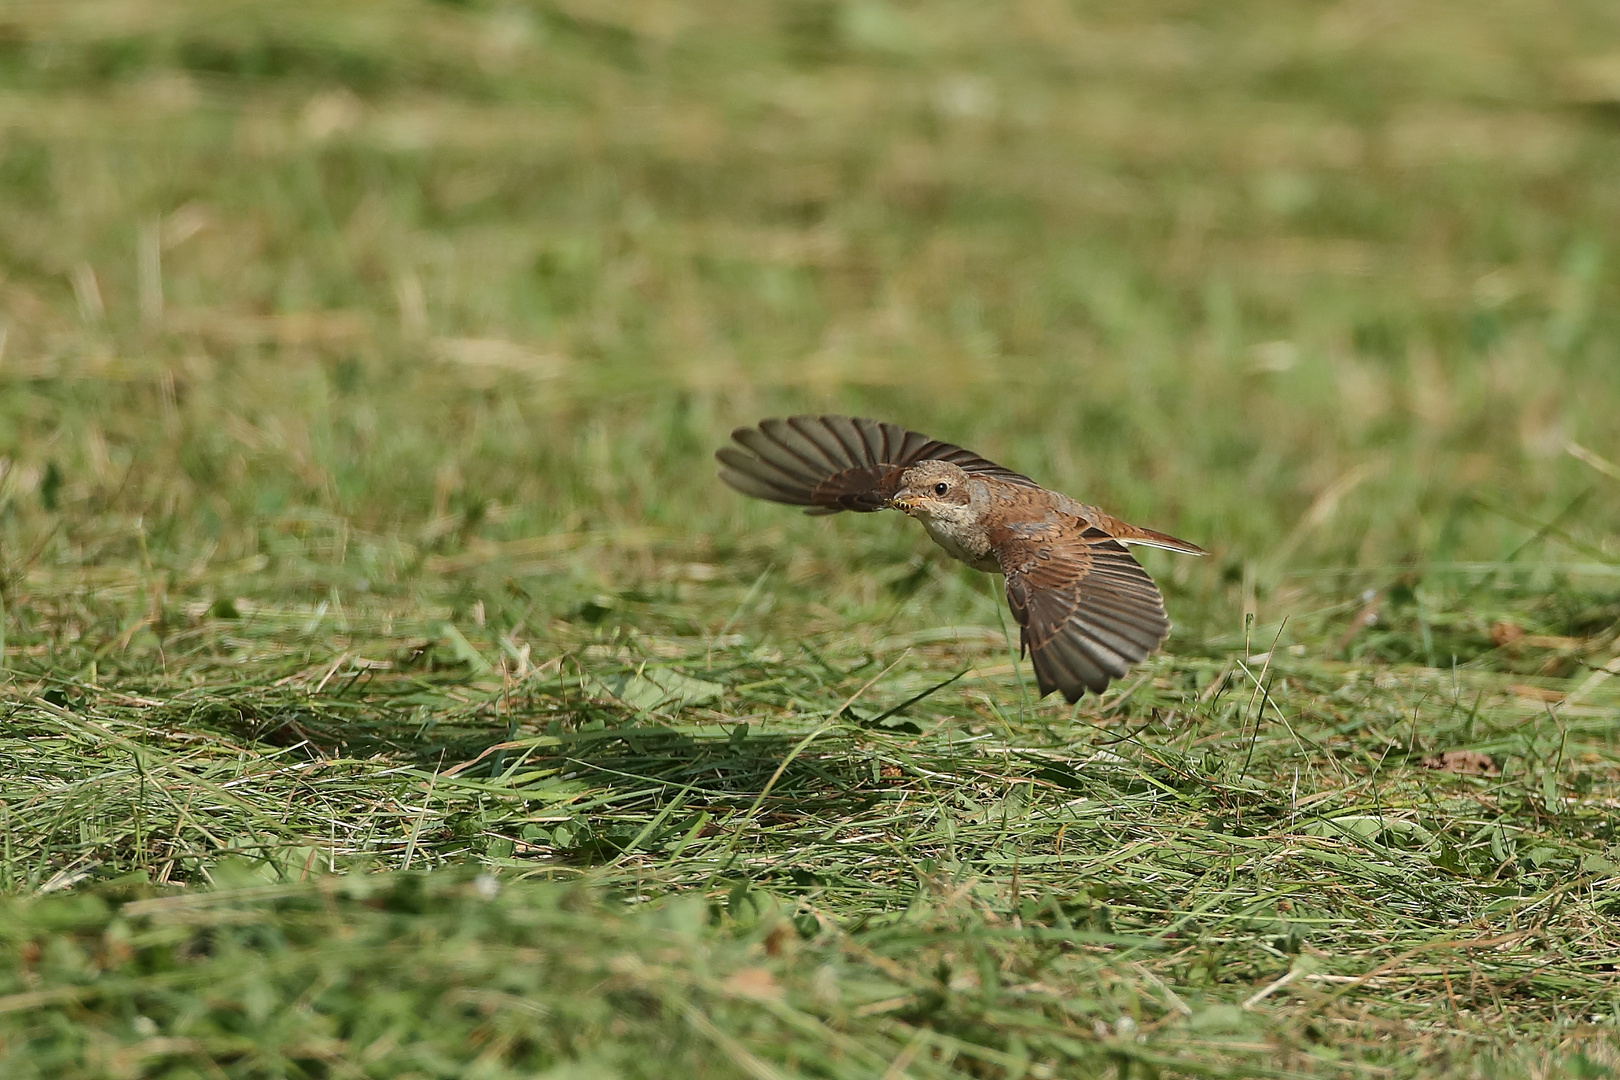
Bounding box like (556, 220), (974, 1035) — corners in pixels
(933, 481), (949, 496)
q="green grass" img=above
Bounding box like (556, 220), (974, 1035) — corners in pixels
(2, 0), (1620, 1075)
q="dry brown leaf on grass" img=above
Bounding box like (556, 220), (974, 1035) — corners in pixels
(722, 967), (782, 1001)
(1491, 620), (1525, 647)
(1493, 621), (1587, 651)
(1421, 750), (1500, 776)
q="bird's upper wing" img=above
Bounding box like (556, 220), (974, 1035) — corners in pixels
(716, 415), (1038, 514)
(995, 520), (1171, 702)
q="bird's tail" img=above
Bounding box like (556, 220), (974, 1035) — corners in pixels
(1106, 521), (1207, 556)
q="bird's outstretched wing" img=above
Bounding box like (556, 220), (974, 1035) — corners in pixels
(716, 414), (1038, 514)
(996, 522), (1170, 702)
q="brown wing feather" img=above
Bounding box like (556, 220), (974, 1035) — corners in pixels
(717, 415), (1038, 514)
(997, 524), (1170, 702)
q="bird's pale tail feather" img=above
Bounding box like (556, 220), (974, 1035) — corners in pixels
(1111, 525), (1206, 556)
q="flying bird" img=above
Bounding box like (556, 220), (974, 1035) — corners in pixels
(716, 415), (1204, 702)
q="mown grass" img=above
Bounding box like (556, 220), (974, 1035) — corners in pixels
(2, 1), (1620, 1076)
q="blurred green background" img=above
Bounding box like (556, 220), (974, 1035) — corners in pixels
(3, 2), (1620, 1076)
(1, 0), (1616, 633)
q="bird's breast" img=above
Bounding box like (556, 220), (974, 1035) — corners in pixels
(919, 516), (1000, 573)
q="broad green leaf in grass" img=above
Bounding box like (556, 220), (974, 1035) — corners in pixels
(1304, 815), (1437, 848)
(593, 668), (724, 711)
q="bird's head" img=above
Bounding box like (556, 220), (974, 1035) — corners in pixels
(888, 460), (973, 518)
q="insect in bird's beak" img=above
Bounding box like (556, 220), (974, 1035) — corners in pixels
(887, 493), (916, 513)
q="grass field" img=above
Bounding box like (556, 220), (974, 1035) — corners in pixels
(2, 1), (1620, 1076)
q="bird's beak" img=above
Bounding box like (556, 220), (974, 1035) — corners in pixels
(887, 493), (915, 513)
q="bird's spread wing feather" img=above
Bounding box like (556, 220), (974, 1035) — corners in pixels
(716, 415), (1038, 513)
(996, 522), (1170, 702)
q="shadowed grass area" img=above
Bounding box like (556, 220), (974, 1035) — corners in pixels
(2, 0), (1620, 1076)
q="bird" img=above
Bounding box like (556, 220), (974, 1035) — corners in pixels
(715, 415), (1204, 703)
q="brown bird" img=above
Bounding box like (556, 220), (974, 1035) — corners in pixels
(716, 415), (1204, 702)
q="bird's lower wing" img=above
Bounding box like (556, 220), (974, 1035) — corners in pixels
(716, 414), (1038, 514)
(1000, 526), (1170, 702)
